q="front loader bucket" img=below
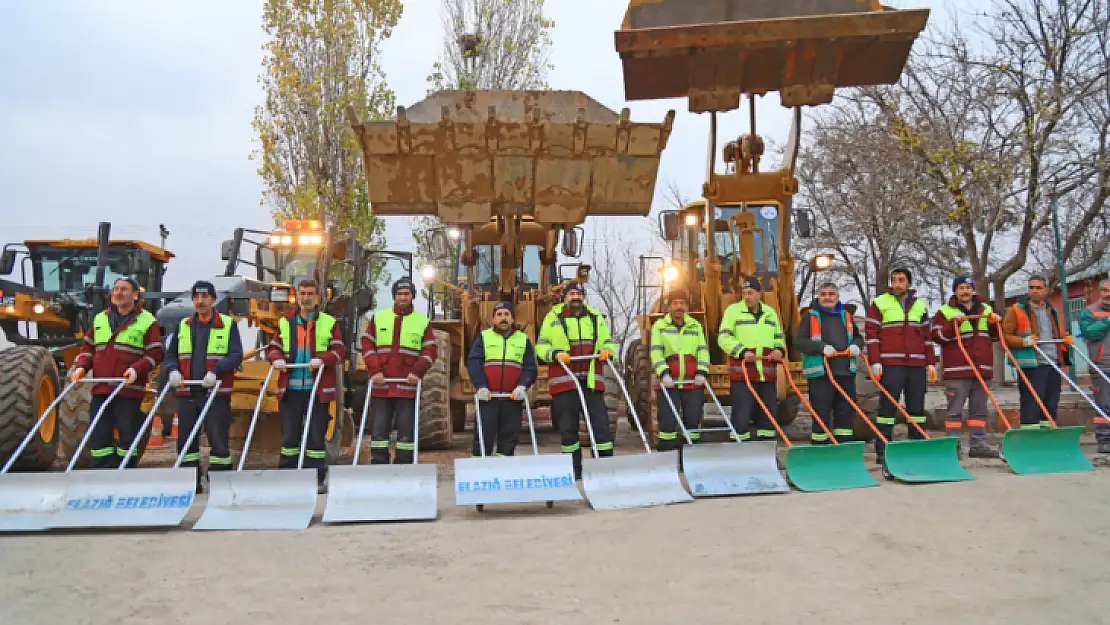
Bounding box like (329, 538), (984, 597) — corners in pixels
(1001, 426), (1093, 475)
(785, 442), (879, 492)
(615, 0), (931, 110)
(454, 454), (582, 508)
(682, 441), (789, 497)
(48, 468), (196, 529)
(884, 438), (973, 483)
(0, 472), (68, 532)
(322, 464), (438, 523)
(193, 470), (318, 531)
(582, 450), (692, 511)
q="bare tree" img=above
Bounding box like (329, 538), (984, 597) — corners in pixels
(585, 220), (659, 359)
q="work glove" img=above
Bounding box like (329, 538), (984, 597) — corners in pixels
(927, 365), (937, 383)
(598, 349), (613, 362)
(987, 313), (1002, 324)
(167, 370), (184, 388)
(272, 359), (287, 371)
(848, 345), (861, 358)
(309, 358), (323, 371)
(870, 363), (883, 379)
(511, 386), (527, 401)
(370, 372), (385, 385)
(822, 345), (836, 357)
(406, 373), (420, 385)
(1063, 334), (1075, 346)
(69, 367), (86, 383)
(1022, 336), (1038, 347)
(743, 351), (756, 363)
(694, 373), (707, 386)
(768, 349), (784, 362)
(660, 374), (675, 388)
(555, 352), (572, 365)
(475, 387), (491, 401)
(202, 371), (218, 388)
(123, 368), (137, 384)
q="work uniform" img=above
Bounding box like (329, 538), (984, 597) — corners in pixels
(1078, 302), (1110, 450)
(537, 301), (618, 476)
(466, 326), (538, 456)
(649, 313), (710, 451)
(718, 300), (786, 441)
(931, 297), (997, 448)
(865, 290), (934, 458)
(359, 306), (436, 464)
(71, 305), (164, 468)
(1004, 299), (1070, 428)
(794, 301), (864, 444)
(266, 306), (345, 480)
(163, 312), (243, 482)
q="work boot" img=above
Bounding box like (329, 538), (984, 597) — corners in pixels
(1097, 441), (1110, 454)
(968, 441), (999, 459)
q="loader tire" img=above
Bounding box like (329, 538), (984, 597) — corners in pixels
(627, 340), (655, 443)
(418, 330), (453, 450)
(0, 346), (61, 471)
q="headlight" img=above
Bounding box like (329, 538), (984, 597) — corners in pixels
(662, 266), (680, 282)
(32, 302), (45, 315)
(447, 228), (461, 240)
(421, 266), (436, 280)
(684, 214), (698, 227)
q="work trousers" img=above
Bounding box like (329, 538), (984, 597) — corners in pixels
(472, 398), (523, 457)
(370, 397), (417, 465)
(1018, 366), (1061, 428)
(279, 390), (330, 481)
(177, 394), (233, 483)
(875, 365), (927, 458)
(1093, 371), (1110, 443)
(553, 389), (613, 476)
(87, 395), (144, 469)
(807, 375), (856, 444)
(943, 378), (988, 443)
(729, 380), (777, 441)
(656, 388), (704, 451)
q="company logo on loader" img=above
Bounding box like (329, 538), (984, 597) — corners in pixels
(457, 473), (574, 494)
(66, 492), (194, 511)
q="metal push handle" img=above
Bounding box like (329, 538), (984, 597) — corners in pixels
(354, 377), (423, 465)
(165, 380), (224, 469)
(559, 361), (602, 459)
(237, 365), (277, 471)
(63, 378), (131, 473)
(1032, 345), (1110, 423)
(473, 391), (539, 458)
(293, 364), (326, 471)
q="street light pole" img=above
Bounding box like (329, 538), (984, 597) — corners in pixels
(1049, 193), (1076, 382)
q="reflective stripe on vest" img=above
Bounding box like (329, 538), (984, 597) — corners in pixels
(1009, 302), (1063, 369)
(177, 314), (233, 355)
(939, 303), (993, 335)
(801, 309), (855, 379)
(92, 309), (157, 348)
(279, 313), (338, 353)
(372, 309), (430, 355)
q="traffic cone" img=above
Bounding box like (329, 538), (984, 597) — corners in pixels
(169, 414), (179, 440)
(149, 415), (166, 448)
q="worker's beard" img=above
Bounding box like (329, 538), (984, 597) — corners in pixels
(497, 320), (511, 332)
(567, 299), (583, 314)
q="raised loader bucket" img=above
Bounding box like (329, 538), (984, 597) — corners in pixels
(785, 442), (878, 492)
(664, 381), (788, 496)
(883, 438), (973, 483)
(455, 393), (581, 511)
(323, 379), (437, 523)
(194, 365), (322, 531)
(49, 380), (218, 530)
(1001, 427), (1093, 475)
(615, 0), (931, 110)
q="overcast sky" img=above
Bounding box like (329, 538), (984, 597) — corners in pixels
(0, 0), (953, 297)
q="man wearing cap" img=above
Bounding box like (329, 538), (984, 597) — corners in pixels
(865, 267), (936, 464)
(650, 287), (710, 451)
(69, 277), (164, 468)
(794, 282), (865, 445)
(931, 276), (1001, 458)
(360, 277), (437, 464)
(536, 282), (618, 479)
(162, 280), (243, 491)
(1078, 278), (1110, 455)
(718, 276), (786, 442)
(266, 279), (346, 487)
(1002, 274), (1072, 430)
(466, 301), (538, 456)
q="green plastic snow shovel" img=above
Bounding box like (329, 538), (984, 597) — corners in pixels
(1000, 426), (1092, 475)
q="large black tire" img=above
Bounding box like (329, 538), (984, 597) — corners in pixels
(626, 339), (656, 444)
(418, 330), (453, 450)
(0, 346), (62, 471)
(56, 383), (151, 468)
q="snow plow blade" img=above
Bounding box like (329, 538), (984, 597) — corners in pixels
(683, 441), (788, 496)
(884, 438), (973, 483)
(785, 442), (879, 492)
(1001, 427), (1093, 476)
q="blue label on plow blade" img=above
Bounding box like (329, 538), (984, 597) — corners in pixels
(457, 473), (574, 494)
(66, 492), (194, 510)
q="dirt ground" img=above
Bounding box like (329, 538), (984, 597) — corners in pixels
(3, 427), (1110, 625)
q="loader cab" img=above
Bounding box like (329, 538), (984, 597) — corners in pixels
(664, 201), (780, 290)
(462, 244), (554, 293)
(21, 240), (171, 314)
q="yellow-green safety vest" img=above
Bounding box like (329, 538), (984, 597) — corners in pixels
(92, 309), (157, 347)
(372, 309), (430, 352)
(649, 314), (709, 381)
(279, 312), (338, 353)
(718, 301), (785, 381)
(177, 314), (233, 355)
(482, 327), (528, 363)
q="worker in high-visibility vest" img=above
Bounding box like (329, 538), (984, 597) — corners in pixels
(865, 268), (936, 464)
(1003, 274), (1072, 430)
(163, 280), (243, 492)
(1078, 278), (1110, 455)
(536, 282), (617, 480)
(794, 282), (864, 444)
(930, 276), (1001, 458)
(718, 276), (786, 442)
(650, 287), (710, 451)
(70, 277), (164, 468)
(359, 277), (437, 465)
(266, 279), (346, 489)
(466, 301), (537, 456)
